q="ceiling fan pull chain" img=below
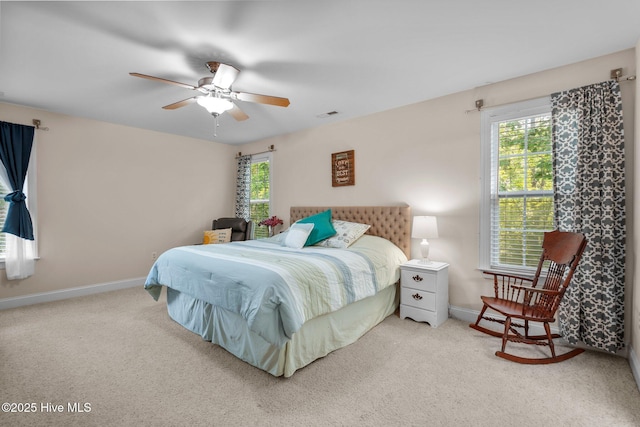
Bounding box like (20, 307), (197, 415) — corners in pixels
(213, 113), (220, 137)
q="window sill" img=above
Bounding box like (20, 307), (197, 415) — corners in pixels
(0, 257), (41, 270)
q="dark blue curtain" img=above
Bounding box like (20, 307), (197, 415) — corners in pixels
(0, 121), (35, 240)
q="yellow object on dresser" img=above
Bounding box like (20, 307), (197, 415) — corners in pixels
(203, 228), (232, 244)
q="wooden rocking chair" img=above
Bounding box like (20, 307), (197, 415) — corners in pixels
(470, 230), (588, 364)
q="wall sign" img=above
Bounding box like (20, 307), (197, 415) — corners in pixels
(332, 150), (355, 187)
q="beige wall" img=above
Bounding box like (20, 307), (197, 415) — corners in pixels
(241, 49), (637, 325)
(0, 104), (236, 299)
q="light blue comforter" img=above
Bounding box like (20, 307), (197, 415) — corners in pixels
(145, 235), (406, 347)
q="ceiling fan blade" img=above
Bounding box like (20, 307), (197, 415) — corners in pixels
(130, 73), (196, 90)
(234, 92), (290, 107)
(212, 63), (240, 89)
(162, 97), (197, 110)
(228, 103), (249, 121)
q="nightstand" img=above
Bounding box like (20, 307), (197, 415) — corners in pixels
(399, 260), (449, 327)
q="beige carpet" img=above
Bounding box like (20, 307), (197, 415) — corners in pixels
(1, 286), (639, 427)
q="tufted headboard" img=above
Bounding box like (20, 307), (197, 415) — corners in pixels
(290, 205), (411, 258)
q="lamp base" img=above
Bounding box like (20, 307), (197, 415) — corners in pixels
(419, 238), (431, 264)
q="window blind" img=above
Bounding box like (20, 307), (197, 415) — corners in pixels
(249, 156), (271, 238)
(0, 180), (8, 255)
(489, 112), (554, 270)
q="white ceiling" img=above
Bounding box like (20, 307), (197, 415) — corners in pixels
(1, 1), (639, 145)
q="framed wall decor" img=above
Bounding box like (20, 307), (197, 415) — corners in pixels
(331, 150), (355, 187)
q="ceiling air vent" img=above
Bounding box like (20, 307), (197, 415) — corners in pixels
(316, 111), (339, 118)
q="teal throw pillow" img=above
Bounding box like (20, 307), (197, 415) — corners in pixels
(297, 209), (337, 246)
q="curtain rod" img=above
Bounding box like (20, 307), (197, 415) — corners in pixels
(464, 67), (636, 114)
(236, 144), (275, 158)
(610, 68), (636, 82)
(464, 95), (549, 114)
(32, 119), (49, 131)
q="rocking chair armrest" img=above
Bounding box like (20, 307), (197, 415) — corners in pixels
(511, 284), (560, 296)
(513, 285), (562, 307)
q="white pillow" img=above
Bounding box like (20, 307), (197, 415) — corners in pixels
(315, 220), (371, 248)
(283, 223), (315, 249)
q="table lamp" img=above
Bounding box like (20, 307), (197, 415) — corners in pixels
(412, 216), (439, 263)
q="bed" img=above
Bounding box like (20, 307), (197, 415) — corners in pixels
(145, 205), (411, 377)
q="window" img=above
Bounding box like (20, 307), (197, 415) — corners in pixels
(0, 169), (36, 261)
(479, 98), (554, 273)
(0, 179), (9, 255)
(249, 153), (272, 239)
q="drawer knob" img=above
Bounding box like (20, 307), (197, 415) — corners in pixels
(412, 274), (423, 282)
(412, 293), (423, 300)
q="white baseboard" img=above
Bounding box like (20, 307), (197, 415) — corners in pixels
(0, 277), (145, 310)
(629, 344), (640, 392)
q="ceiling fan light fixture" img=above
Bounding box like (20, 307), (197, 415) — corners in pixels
(130, 61), (289, 126)
(196, 95), (234, 115)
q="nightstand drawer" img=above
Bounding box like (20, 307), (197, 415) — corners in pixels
(401, 269), (437, 293)
(400, 287), (436, 311)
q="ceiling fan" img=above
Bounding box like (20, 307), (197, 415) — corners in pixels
(130, 61), (290, 122)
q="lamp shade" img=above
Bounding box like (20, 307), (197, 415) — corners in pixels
(196, 95), (234, 114)
(412, 216), (439, 239)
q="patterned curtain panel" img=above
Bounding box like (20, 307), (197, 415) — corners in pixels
(551, 80), (626, 353)
(235, 155), (251, 220)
